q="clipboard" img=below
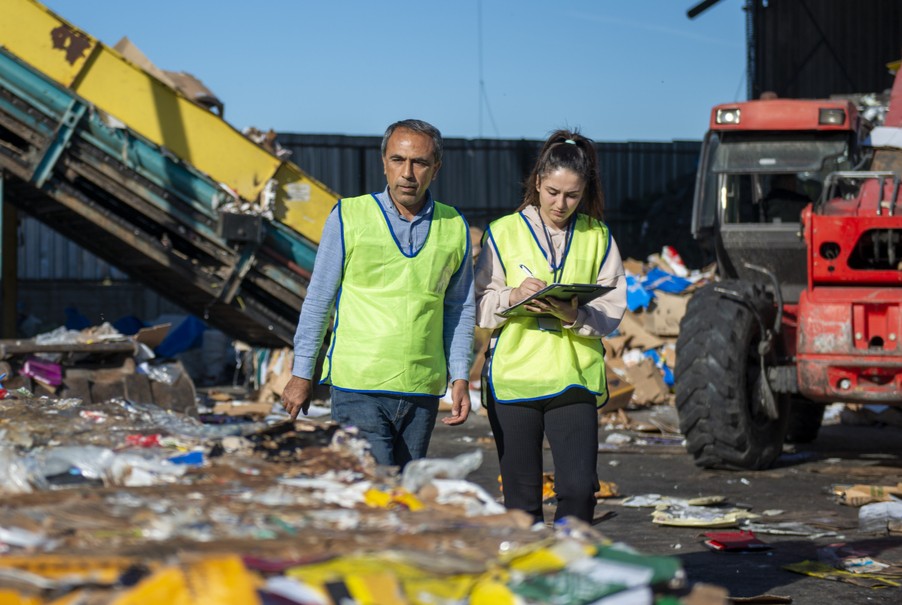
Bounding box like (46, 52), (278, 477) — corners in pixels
(500, 283), (615, 318)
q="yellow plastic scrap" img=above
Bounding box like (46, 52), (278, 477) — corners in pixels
(287, 554), (490, 604)
(363, 488), (424, 512)
(46, 594), (88, 605)
(0, 555), (142, 584)
(498, 473), (556, 501)
(391, 490), (424, 512)
(784, 560), (901, 589)
(596, 480), (620, 499)
(364, 487), (393, 508)
(507, 539), (596, 575)
(469, 577), (518, 605)
(109, 567), (190, 605)
(501, 474), (619, 501)
(111, 555), (261, 605)
(343, 572), (406, 605)
(286, 555), (422, 601)
(404, 575), (483, 603)
(0, 590), (42, 605)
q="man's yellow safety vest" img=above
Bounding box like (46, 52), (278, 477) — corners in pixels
(322, 194), (468, 395)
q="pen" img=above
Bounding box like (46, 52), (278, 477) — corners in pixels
(519, 264), (534, 278)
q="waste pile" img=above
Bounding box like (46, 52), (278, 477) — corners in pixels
(602, 246), (714, 412)
(0, 391), (696, 604)
(0, 321), (196, 416)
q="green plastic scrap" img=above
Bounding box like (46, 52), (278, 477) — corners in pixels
(593, 545), (685, 589)
(511, 568), (632, 603)
(510, 544), (684, 603)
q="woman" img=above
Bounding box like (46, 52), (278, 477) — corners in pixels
(475, 129), (627, 524)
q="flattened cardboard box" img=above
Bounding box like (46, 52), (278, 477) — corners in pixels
(647, 292), (689, 337)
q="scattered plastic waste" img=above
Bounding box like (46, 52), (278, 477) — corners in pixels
(137, 361), (183, 385)
(741, 521), (838, 539)
(858, 501), (902, 534)
(21, 357), (62, 387)
(400, 449), (484, 493)
(784, 560), (901, 589)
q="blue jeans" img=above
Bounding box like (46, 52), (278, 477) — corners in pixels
(330, 388), (440, 468)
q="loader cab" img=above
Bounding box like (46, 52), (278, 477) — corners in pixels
(691, 100), (860, 303)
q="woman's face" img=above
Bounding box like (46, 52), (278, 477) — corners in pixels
(536, 168), (585, 229)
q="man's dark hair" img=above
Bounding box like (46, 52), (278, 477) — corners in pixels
(381, 119), (443, 164)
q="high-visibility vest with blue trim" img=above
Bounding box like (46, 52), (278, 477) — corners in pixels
(487, 211), (610, 404)
(322, 194), (468, 396)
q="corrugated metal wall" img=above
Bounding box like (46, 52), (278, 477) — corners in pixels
(750, 0), (901, 100)
(281, 134), (703, 263)
(17, 218), (128, 280)
(13, 136), (703, 289)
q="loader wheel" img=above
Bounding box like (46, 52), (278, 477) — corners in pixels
(674, 280), (789, 470)
(784, 398), (824, 444)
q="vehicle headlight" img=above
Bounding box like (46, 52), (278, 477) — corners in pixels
(715, 108), (741, 125)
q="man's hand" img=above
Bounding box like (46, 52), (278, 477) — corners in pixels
(282, 376), (312, 420)
(441, 379), (471, 425)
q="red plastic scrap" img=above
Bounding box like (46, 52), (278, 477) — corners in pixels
(125, 434), (163, 447)
(702, 530), (771, 552)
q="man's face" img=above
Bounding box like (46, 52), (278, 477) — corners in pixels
(382, 128), (441, 215)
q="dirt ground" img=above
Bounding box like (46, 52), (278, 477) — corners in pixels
(428, 406), (902, 605)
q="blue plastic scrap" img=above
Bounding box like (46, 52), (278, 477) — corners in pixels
(644, 349), (674, 387)
(626, 274), (654, 312)
(642, 268), (691, 294)
(155, 315), (207, 358)
(168, 451), (204, 466)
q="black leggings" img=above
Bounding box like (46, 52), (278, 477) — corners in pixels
(486, 388), (600, 524)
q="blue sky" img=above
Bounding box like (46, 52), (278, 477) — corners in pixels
(40, 0), (747, 142)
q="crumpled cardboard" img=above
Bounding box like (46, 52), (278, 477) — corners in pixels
(625, 358), (671, 405)
(833, 482), (902, 507)
(255, 348), (293, 403)
(601, 366), (634, 412)
(645, 291), (689, 337)
(618, 312), (665, 351)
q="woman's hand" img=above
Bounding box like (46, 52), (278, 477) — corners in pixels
(509, 277), (548, 306)
(531, 295), (579, 324)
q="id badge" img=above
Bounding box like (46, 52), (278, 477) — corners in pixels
(536, 317), (562, 332)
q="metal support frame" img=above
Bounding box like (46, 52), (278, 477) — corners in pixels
(32, 99), (87, 187)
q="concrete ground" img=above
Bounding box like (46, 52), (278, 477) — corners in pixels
(428, 405), (902, 605)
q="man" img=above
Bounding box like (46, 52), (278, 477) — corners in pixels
(281, 119), (474, 468)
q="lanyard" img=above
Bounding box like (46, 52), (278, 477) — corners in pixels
(539, 217), (571, 283)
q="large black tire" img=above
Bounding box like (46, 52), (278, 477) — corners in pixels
(674, 280), (789, 470)
(785, 398), (825, 444)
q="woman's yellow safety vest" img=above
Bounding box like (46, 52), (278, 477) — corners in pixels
(487, 211), (611, 404)
(322, 194), (468, 396)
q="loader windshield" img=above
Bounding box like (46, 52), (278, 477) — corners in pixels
(693, 131), (854, 232)
(709, 133), (850, 174)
